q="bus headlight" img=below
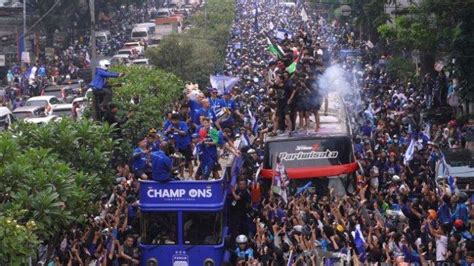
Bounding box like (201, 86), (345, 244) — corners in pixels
(146, 258), (158, 266)
(203, 258), (215, 266)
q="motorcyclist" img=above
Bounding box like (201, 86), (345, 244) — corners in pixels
(89, 59), (123, 119)
(234, 235), (254, 264)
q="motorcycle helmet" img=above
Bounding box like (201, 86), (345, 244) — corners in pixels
(235, 235), (248, 244)
(98, 59), (111, 70)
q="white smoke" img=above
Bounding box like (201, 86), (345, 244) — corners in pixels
(317, 64), (352, 96)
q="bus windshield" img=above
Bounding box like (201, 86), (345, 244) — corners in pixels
(264, 137), (354, 169)
(183, 212), (223, 245)
(141, 212), (177, 245)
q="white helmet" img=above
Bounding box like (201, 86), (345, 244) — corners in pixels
(235, 235), (248, 244)
(98, 59), (111, 70)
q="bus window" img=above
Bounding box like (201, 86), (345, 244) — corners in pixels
(183, 212), (223, 245)
(264, 137), (354, 169)
(141, 212), (177, 245)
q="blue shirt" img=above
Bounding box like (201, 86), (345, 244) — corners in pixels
(89, 68), (120, 89)
(165, 121), (191, 150)
(132, 147), (147, 171)
(193, 108), (216, 125)
(235, 247), (254, 260)
(188, 99), (202, 120)
(209, 97), (223, 113)
(151, 150), (172, 182)
(222, 98), (236, 111)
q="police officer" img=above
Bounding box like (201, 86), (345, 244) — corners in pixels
(234, 235), (254, 264)
(89, 59), (123, 119)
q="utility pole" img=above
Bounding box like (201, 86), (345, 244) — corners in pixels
(23, 0), (27, 52)
(89, 0), (97, 78)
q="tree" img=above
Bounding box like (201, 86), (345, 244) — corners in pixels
(146, 0), (234, 88)
(377, 0), (474, 94)
(109, 65), (184, 146)
(0, 123), (112, 260)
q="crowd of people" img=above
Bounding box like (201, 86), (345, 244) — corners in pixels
(21, 0), (474, 265)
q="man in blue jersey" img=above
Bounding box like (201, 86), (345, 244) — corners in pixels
(208, 88), (223, 114)
(195, 117), (219, 180)
(151, 141), (175, 182)
(165, 113), (193, 177)
(131, 138), (149, 179)
(193, 99), (216, 127)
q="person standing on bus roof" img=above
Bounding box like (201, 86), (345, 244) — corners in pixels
(131, 138), (148, 180)
(151, 141), (175, 182)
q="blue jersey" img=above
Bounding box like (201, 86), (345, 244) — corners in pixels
(193, 108), (216, 125)
(165, 121), (191, 150)
(235, 247), (254, 260)
(209, 97), (223, 113)
(151, 150), (172, 182)
(188, 99), (202, 119)
(132, 147), (147, 171)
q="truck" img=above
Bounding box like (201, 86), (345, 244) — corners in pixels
(154, 16), (183, 42)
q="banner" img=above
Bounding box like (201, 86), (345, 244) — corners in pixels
(275, 29), (293, 41)
(209, 75), (239, 95)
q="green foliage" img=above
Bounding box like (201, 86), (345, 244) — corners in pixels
(146, 0), (235, 87)
(11, 119), (116, 187)
(0, 122), (114, 259)
(0, 215), (39, 264)
(109, 65), (184, 145)
(386, 57), (416, 82)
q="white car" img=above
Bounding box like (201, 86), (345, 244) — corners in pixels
(132, 58), (150, 66)
(24, 115), (62, 125)
(110, 54), (132, 66)
(12, 106), (46, 120)
(123, 41), (145, 55)
(50, 103), (73, 117)
(25, 96), (60, 111)
(117, 48), (139, 59)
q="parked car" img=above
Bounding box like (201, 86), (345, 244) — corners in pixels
(24, 115), (62, 125)
(132, 58), (150, 66)
(117, 48), (139, 59)
(123, 41), (145, 55)
(25, 96), (60, 114)
(0, 107), (15, 131)
(110, 54), (132, 66)
(12, 106), (46, 120)
(51, 104), (73, 118)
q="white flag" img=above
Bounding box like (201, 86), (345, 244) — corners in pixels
(403, 138), (416, 166)
(300, 7), (308, 22)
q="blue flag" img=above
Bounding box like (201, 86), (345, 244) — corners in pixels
(295, 181), (312, 195)
(353, 225), (366, 262)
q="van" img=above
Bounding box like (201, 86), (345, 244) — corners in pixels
(131, 26), (151, 42)
(95, 30), (111, 44)
(135, 23), (156, 35)
(154, 8), (172, 18)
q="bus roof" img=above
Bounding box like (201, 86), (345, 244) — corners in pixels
(265, 93), (351, 142)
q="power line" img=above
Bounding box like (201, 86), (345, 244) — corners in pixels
(16, 0), (61, 43)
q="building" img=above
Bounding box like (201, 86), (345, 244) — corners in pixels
(384, 0), (421, 21)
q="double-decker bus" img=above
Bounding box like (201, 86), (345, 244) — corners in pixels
(139, 154), (242, 266)
(260, 93), (358, 195)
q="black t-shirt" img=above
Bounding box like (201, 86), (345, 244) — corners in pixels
(234, 188), (251, 214)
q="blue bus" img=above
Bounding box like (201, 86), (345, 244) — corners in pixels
(139, 155), (242, 266)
